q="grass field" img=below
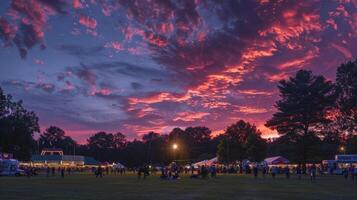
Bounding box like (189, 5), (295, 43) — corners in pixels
(0, 173), (356, 200)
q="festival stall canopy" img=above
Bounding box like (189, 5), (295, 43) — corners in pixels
(264, 156), (290, 165)
(193, 157), (218, 167)
(113, 162), (125, 169)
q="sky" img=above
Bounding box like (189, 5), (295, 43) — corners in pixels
(0, 0), (356, 143)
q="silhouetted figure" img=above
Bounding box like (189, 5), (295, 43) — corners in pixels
(96, 166), (103, 178)
(284, 166), (290, 179)
(210, 165), (217, 178)
(201, 166), (208, 179)
(262, 166), (267, 178)
(51, 167), (55, 176)
(137, 167), (142, 179)
(296, 165), (302, 180)
(343, 168), (349, 181)
(253, 166), (258, 178)
(61, 168), (65, 178)
(271, 166), (278, 179)
(349, 165), (355, 183)
(46, 167), (50, 177)
(310, 164), (317, 182)
(143, 165), (149, 179)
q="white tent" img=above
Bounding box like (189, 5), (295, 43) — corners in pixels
(113, 162), (125, 169)
(264, 156), (290, 165)
(193, 157), (218, 167)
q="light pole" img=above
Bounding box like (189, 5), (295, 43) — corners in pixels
(340, 146), (346, 155)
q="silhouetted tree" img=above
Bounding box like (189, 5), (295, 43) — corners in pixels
(218, 120), (267, 163)
(87, 132), (118, 162)
(39, 126), (77, 154)
(0, 87), (39, 160)
(142, 132), (168, 164)
(336, 59), (357, 135)
(266, 70), (337, 164)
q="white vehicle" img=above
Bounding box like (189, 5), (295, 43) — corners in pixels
(0, 159), (24, 176)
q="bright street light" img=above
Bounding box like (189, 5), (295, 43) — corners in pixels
(172, 144), (178, 150)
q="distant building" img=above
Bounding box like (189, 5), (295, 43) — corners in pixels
(30, 148), (98, 167)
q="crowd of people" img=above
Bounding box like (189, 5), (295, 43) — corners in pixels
(16, 162), (356, 184)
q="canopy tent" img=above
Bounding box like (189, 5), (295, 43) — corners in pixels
(193, 157), (218, 167)
(264, 156), (290, 165)
(113, 162), (125, 169)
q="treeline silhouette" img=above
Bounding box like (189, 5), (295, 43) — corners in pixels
(1, 60), (357, 167)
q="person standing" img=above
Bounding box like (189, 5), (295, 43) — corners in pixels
(253, 165), (258, 179)
(262, 166), (267, 178)
(61, 167), (65, 178)
(296, 164), (302, 180)
(349, 165), (355, 183)
(271, 166), (277, 179)
(143, 165), (149, 180)
(51, 167), (55, 176)
(343, 167), (349, 181)
(284, 166), (290, 179)
(310, 164), (317, 182)
(137, 167), (142, 179)
(46, 166), (50, 177)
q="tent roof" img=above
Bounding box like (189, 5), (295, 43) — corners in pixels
(113, 162), (125, 168)
(264, 156), (289, 165)
(193, 157), (218, 166)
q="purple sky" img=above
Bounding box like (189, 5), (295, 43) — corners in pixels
(0, 0), (356, 143)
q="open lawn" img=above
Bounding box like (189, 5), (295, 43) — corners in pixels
(0, 173), (356, 200)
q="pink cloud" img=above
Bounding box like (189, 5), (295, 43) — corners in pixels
(33, 58), (44, 65)
(331, 42), (353, 59)
(173, 111), (210, 122)
(104, 41), (124, 51)
(79, 14), (97, 29)
(236, 106), (268, 114)
(73, 0), (84, 9)
(238, 89), (275, 96)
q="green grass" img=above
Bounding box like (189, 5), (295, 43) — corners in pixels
(0, 173), (356, 200)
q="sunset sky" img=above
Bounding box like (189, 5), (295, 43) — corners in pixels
(0, 0), (356, 142)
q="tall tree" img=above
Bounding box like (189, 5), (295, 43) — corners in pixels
(39, 126), (77, 154)
(142, 132), (168, 164)
(86, 131), (127, 162)
(336, 59), (357, 135)
(218, 120), (267, 163)
(0, 87), (39, 160)
(266, 70), (336, 164)
(113, 132), (127, 149)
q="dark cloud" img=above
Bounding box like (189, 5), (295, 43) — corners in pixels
(131, 82), (142, 90)
(57, 45), (105, 58)
(2, 80), (55, 93)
